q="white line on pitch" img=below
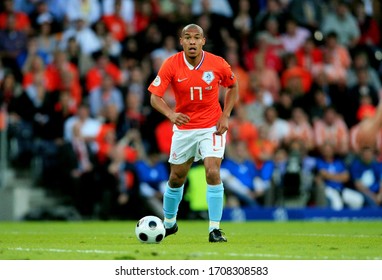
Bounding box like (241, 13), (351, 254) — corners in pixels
(8, 247), (126, 254)
(286, 233), (382, 238)
(7, 247), (381, 260)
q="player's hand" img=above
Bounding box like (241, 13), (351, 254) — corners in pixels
(215, 115), (229, 135)
(170, 112), (190, 126)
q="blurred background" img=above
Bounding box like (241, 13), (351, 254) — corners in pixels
(0, 0), (382, 221)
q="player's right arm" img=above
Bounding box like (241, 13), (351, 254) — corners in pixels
(150, 94), (190, 126)
(148, 55), (190, 127)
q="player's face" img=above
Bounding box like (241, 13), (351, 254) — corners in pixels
(180, 28), (205, 59)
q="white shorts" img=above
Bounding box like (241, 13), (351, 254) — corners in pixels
(169, 126), (226, 164)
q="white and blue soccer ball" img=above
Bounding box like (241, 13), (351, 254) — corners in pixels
(135, 215), (165, 243)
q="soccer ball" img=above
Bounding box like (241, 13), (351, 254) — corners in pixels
(135, 216), (166, 243)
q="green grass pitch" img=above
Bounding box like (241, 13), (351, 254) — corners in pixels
(0, 221), (381, 260)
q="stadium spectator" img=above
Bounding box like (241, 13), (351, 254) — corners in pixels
(243, 77), (274, 127)
(102, 0), (135, 26)
(0, 71), (22, 109)
(0, 0), (31, 33)
(280, 52), (312, 100)
(253, 0), (287, 34)
(32, 89), (76, 189)
(17, 36), (50, 71)
(314, 142), (363, 210)
(42, 0), (69, 23)
(245, 32), (283, 73)
(34, 12), (58, 60)
(272, 139), (315, 207)
(273, 90), (294, 120)
(280, 17), (311, 54)
(28, 0), (58, 33)
(0, 13), (28, 81)
(65, 0), (101, 26)
(228, 106), (258, 146)
(308, 68), (346, 117)
(55, 121), (97, 216)
(63, 103), (101, 143)
(7, 73), (49, 167)
(287, 0), (324, 33)
(95, 121), (139, 169)
(352, 0), (381, 50)
(224, 49), (249, 104)
(249, 49), (281, 102)
(345, 67), (379, 128)
(133, 0), (161, 35)
(258, 17), (284, 56)
(313, 106), (350, 156)
(295, 36), (324, 73)
(46, 50), (80, 91)
(65, 37), (93, 78)
(232, 0), (252, 50)
(320, 0), (360, 48)
(135, 147), (169, 219)
(350, 146), (382, 207)
(93, 20), (123, 60)
(312, 32), (352, 86)
(116, 88), (145, 140)
(262, 105), (290, 147)
(150, 35), (178, 63)
(59, 16), (102, 56)
(191, 0), (233, 19)
(221, 141), (265, 207)
(85, 51), (123, 93)
(285, 107), (315, 152)
(88, 74), (124, 119)
(21, 55), (55, 92)
(102, 0), (129, 42)
(99, 141), (141, 220)
(248, 124), (278, 165)
(346, 51), (381, 92)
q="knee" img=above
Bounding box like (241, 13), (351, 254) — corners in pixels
(169, 173), (186, 188)
(205, 167), (221, 184)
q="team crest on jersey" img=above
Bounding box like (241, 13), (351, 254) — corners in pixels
(152, 75), (161, 86)
(202, 71), (215, 85)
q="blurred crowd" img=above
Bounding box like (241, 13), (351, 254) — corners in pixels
(0, 0), (382, 220)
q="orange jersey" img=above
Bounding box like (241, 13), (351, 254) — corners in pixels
(148, 51), (236, 130)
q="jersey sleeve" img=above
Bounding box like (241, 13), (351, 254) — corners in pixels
(148, 58), (173, 97)
(219, 57), (237, 88)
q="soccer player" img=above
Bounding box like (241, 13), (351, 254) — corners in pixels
(148, 23), (239, 242)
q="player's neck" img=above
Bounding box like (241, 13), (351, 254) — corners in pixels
(184, 51), (204, 68)
(185, 57), (201, 67)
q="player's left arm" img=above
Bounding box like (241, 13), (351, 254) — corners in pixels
(216, 80), (239, 135)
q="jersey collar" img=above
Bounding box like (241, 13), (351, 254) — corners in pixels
(183, 51), (205, 70)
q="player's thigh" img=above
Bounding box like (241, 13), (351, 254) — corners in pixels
(169, 129), (198, 164)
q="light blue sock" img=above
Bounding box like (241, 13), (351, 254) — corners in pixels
(207, 183), (224, 232)
(163, 183), (184, 229)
